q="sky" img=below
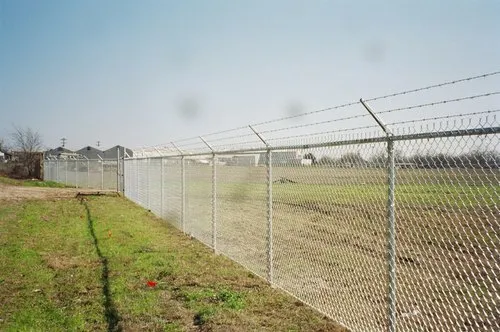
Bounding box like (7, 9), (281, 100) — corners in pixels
(0, 0), (499, 152)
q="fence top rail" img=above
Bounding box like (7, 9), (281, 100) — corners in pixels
(125, 126), (500, 160)
(44, 158), (119, 162)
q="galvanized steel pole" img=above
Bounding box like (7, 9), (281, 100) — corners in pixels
(200, 136), (217, 252)
(147, 157), (150, 210)
(122, 154), (125, 195)
(266, 149), (273, 284)
(161, 157), (164, 218)
(87, 160), (90, 188)
(181, 156), (186, 233)
(99, 156), (104, 190)
(117, 147), (120, 193)
(75, 160), (79, 188)
(360, 98), (396, 332)
(249, 125), (273, 285)
(212, 154), (217, 252)
(387, 139), (396, 332)
(136, 159), (139, 202)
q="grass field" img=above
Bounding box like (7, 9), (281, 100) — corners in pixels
(131, 164), (499, 331)
(0, 176), (69, 188)
(0, 188), (345, 331)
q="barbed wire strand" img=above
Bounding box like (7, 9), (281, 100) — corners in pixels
(203, 132), (258, 144)
(133, 71), (500, 151)
(260, 114), (370, 135)
(378, 92), (500, 115)
(365, 70), (500, 102)
(386, 109), (500, 126)
(267, 124), (381, 142)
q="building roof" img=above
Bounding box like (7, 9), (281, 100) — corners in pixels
(45, 147), (74, 156)
(75, 146), (103, 160)
(102, 145), (133, 159)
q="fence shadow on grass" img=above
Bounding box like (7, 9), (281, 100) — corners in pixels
(80, 197), (121, 332)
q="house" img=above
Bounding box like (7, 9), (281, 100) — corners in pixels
(0, 149), (12, 162)
(76, 146), (103, 160)
(102, 145), (133, 160)
(45, 147), (75, 159)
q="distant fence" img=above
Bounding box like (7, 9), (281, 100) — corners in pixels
(44, 73), (500, 332)
(44, 158), (120, 190)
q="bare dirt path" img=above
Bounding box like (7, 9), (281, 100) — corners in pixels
(0, 183), (114, 201)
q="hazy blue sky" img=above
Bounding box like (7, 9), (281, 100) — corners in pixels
(1, 0), (499, 151)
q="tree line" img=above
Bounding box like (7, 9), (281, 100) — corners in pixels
(305, 150), (500, 169)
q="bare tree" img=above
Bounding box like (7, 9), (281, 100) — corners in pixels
(10, 126), (44, 177)
(0, 137), (8, 152)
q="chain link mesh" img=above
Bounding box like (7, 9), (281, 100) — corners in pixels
(216, 155), (269, 278)
(43, 159), (118, 190)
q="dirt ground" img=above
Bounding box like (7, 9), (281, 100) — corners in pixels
(0, 183), (114, 201)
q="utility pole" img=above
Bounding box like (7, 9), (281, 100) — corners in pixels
(97, 141), (101, 147)
(61, 138), (67, 147)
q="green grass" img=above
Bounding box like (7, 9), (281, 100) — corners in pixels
(0, 176), (69, 188)
(0, 195), (345, 331)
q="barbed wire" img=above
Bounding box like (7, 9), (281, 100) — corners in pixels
(386, 109), (500, 127)
(252, 101), (360, 127)
(259, 114), (370, 135)
(210, 140), (266, 150)
(202, 132), (257, 144)
(202, 125), (249, 137)
(249, 70), (500, 128)
(175, 140), (208, 149)
(377, 92), (500, 115)
(266, 124), (381, 142)
(365, 70), (500, 102)
(133, 71), (500, 152)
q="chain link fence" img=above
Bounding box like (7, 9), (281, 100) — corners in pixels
(43, 73), (500, 331)
(123, 122), (498, 331)
(44, 159), (119, 190)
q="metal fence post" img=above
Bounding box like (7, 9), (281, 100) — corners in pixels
(212, 153), (217, 252)
(249, 125), (273, 284)
(266, 149), (273, 284)
(360, 99), (397, 332)
(387, 138), (396, 332)
(65, 159), (68, 185)
(117, 147), (120, 193)
(181, 156), (186, 233)
(200, 136), (217, 252)
(136, 159), (139, 202)
(147, 157), (150, 210)
(99, 155), (104, 190)
(161, 157), (164, 218)
(56, 159), (59, 182)
(87, 159), (90, 188)
(122, 154), (125, 195)
(75, 160), (79, 188)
